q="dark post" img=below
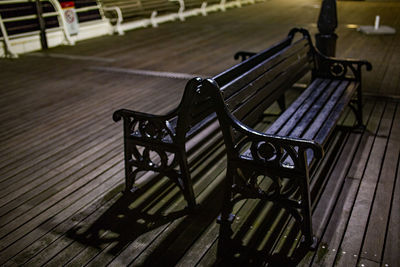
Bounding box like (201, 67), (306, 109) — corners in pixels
(316, 0), (337, 57)
(35, 0), (48, 50)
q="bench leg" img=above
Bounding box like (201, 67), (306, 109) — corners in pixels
(177, 151), (197, 211)
(298, 153), (316, 250)
(278, 95), (286, 112)
(123, 143), (140, 194)
(217, 167), (236, 258)
(124, 169), (140, 194)
(349, 87), (364, 129)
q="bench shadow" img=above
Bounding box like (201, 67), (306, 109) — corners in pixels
(214, 127), (358, 267)
(64, 126), (359, 266)
(64, 138), (228, 261)
(65, 174), (193, 256)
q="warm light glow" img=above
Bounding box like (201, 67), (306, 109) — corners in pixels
(346, 24), (359, 29)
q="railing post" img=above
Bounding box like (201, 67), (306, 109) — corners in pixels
(0, 14), (18, 58)
(316, 0), (337, 57)
(35, 0), (48, 50)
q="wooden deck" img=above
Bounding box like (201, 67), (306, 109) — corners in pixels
(0, 0), (399, 266)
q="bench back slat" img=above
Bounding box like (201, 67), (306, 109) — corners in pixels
(229, 46), (312, 118)
(224, 41), (311, 110)
(234, 57), (313, 133)
(213, 36), (293, 87)
(221, 38), (311, 100)
(227, 50), (313, 137)
(174, 40), (309, 137)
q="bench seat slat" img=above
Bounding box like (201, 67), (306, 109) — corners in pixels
(302, 81), (358, 165)
(265, 78), (326, 134)
(267, 79), (337, 136)
(289, 79), (348, 138)
(237, 60), (313, 132)
(270, 80), (356, 166)
(312, 81), (358, 144)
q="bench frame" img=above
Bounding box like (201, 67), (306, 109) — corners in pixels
(200, 28), (372, 257)
(114, 78), (208, 210)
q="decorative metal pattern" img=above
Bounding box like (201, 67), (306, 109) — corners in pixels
(315, 55), (372, 80)
(113, 77), (207, 209)
(128, 117), (175, 143)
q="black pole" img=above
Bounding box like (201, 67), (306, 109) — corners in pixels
(35, 0), (48, 50)
(316, 0), (337, 57)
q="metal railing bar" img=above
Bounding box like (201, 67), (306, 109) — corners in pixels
(0, 14), (18, 58)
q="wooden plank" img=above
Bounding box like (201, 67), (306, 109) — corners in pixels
(0, 77), (183, 182)
(358, 258), (380, 267)
(381, 104), (400, 267)
(360, 103), (400, 264)
(0, 75), (184, 172)
(37, 127), (225, 266)
(331, 102), (396, 267)
(0, 158), (124, 265)
(0, 136), (121, 223)
(70, 146), (227, 266)
(32, 174), (175, 266)
(381, 154), (400, 266)
(303, 100), (384, 266)
(4, 187), (124, 266)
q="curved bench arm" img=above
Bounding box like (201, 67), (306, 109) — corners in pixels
(314, 51), (372, 81)
(201, 78), (323, 172)
(230, 115), (324, 169)
(113, 108), (178, 144)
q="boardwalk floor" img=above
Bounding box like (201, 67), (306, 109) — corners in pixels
(0, 0), (399, 266)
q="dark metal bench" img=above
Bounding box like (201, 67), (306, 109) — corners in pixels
(112, 31), (291, 211)
(198, 28), (372, 256)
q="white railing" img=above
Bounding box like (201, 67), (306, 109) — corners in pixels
(0, 0), (104, 58)
(103, 6), (124, 35)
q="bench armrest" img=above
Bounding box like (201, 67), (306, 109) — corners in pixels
(229, 116), (324, 170)
(113, 108), (178, 144)
(314, 51), (372, 81)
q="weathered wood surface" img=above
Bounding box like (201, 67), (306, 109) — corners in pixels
(0, 0), (399, 266)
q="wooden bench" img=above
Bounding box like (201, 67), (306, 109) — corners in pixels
(112, 28), (293, 211)
(196, 28), (372, 256)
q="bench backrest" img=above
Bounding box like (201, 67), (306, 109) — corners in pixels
(204, 29), (316, 143)
(174, 29), (315, 143)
